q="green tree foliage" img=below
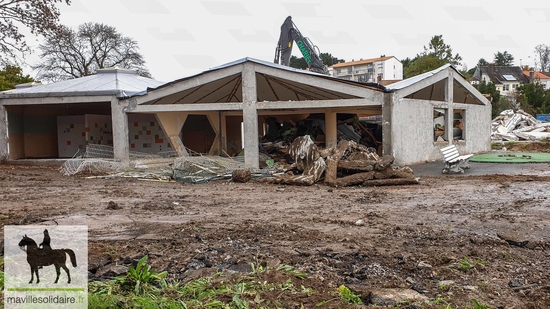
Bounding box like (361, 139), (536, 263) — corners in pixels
(477, 58), (489, 67)
(0, 0), (71, 63)
(404, 54), (447, 78)
(33, 22), (150, 82)
(474, 80), (502, 118)
(494, 51), (514, 66)
(0, 65), (34, 91)
(516, 81), (550, 114)
(319, 53), (344, 66)
(289, 55), (307, 69)
(289, 52), (343, 70)
(404, 35), (462, 78)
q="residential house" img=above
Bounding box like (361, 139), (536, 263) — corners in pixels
(523, 70), (550, 89)
(329, 56), (403, 84)
(471, 64), (529, 96)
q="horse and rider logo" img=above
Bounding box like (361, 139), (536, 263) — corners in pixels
(17, 229), (77, 284)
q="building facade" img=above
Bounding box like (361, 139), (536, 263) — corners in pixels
(329, 56), (403, 84)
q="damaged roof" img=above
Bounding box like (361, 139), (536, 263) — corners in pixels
(0, 67), (165, 99)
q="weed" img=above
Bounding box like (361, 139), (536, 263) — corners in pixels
(454, 257), (485, 272)
(126, 255), (168, 294)
(337, 285), (362, 304)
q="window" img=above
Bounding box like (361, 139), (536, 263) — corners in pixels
(512, 84), (518, 89)
(434, 108), (446, 142)
(347, 68), (352, 74)
(453, 109), (465, 141)
(336, 69), (341, 74)
(503, 84), (509, 91)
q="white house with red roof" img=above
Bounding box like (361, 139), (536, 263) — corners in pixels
(328, 55), (403, 85)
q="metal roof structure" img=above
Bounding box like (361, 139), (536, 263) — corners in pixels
(0, 67), (165, 99)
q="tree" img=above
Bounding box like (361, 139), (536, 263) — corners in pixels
(534, 44), (550, 71)
(494, 51), (514, 66)
(289, 55), (307, 70)
(0, 65), (33, 90)
(289, 52), (343, 70)
(516, 81), (550, 114)
(32, 22), (151, 82)
(319, 53), (344, 67)
(404, 54), (447, 78)
(403, 35), (462, 78)
(473, 80), (502, 118)
(0, 0), (70, 63)
(424, 35), (462, 66)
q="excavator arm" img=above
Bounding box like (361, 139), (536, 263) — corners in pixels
(274, 16), (329, 75)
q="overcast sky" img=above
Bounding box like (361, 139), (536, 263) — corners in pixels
(21, 0), (550, 82)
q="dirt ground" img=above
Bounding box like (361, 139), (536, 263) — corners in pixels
(1, 146), (550, 308)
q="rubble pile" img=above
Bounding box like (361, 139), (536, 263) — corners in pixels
(492, 109), (550, 141)
(261, 135), (418, 187)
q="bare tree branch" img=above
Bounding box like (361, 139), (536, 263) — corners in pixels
(32, 22), (151, 82)
(0, 0), (71, 64)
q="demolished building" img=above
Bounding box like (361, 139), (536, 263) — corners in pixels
(0, 58), (492, 168)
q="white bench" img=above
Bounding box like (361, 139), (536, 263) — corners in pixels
(439, 145), (473, 174)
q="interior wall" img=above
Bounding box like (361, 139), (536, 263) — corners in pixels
(6, 106), (24, 159)
(181, 114), (216, 154)
(225, 116), (243, 156)
(6, 103), (111, 159)
(128, 114), (171, 154)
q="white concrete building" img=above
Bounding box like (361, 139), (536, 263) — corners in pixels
(0, 58), (491, 167)
(329, 56), (403, 84)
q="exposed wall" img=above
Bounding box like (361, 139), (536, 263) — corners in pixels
(225, 116), (243, 156)
(6, 106), (24, 159)
(390, 98), (491, 165)
(390, 97), (436, 165)
(57, 115), (86, 158)
(128, 114), (171, 154)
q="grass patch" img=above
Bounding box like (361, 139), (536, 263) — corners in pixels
(88, 257), (356, 308)
(451, 257), (486, 272)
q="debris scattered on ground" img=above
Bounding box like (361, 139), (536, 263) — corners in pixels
(492, 109), (550, 141)
(262, 135), (417, 187)
(62, 134), (416, 187)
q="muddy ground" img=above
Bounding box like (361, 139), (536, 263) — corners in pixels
(1, 147), (550, 308)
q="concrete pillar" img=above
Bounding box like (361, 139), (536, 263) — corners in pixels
(156, 112), (189, 156)
(206, 112), (221, 155)
(445, 73), (454, 144)
(325, 110), (337, 148)
(111, 98), (130, 165)
(382, 92), (393, 157)
(242, 63), (259, 169)
(221, 112), (227, 154)
(0, 104), (7, 162)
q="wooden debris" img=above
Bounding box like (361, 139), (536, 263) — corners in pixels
(333, 171), (374, 187)
(363, 178), (419, 187)
(268, 136), (417, 187)
(324, 140), (350, 186)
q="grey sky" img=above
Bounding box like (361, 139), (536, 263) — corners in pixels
(22, 0), (550, 82)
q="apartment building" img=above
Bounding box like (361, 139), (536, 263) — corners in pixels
(328, 55), (403, 84)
